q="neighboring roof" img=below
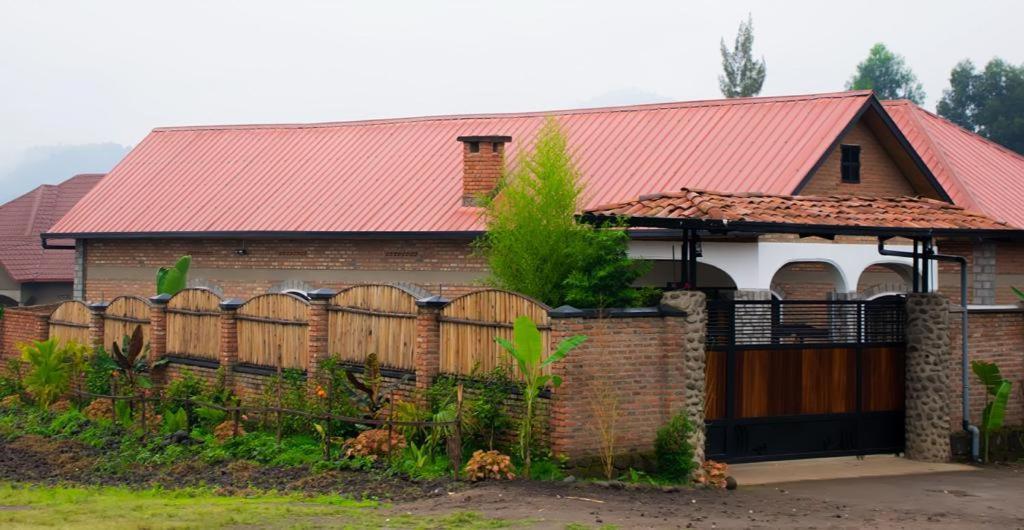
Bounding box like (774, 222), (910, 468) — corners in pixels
(580, 188), (1021, 238)
(0, 174), (103, 282)
(884, 100), (1024, 228)
(48, 91), (879, 237)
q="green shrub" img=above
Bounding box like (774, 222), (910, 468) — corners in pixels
(163, 408), (189, 433)
(20, 339), (72, 408)
(654, 412), (696, 482)
(0, 359), (24, 399)
(48, 409), (88, 438)
(85, 348), (117, 396)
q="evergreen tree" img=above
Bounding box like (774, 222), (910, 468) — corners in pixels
(719, 15), (767, 98)
(937, 58), (1024, 154)
(475, 119), (649, 307)
(846, 43), (925, 103)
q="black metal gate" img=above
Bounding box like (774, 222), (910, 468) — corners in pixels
(704, 298), (906, 462)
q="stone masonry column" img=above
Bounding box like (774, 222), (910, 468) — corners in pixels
(414, 295), (448, 394)
(218, 299), (243, 388)
(147, 294), (171, 386)
(905, 293), (952, 462)
(659, 290), (708, 464)
(87, 301), (108, 350)
(306, 288), (335, 386)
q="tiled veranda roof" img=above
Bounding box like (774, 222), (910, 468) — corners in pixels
(582, 188), (1017, 235)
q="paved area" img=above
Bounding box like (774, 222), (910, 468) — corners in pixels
(728, 454), (976, 486)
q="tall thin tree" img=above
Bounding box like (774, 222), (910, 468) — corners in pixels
(719, 15), (767, 98)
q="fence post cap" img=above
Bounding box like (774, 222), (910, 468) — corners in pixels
(219, 298), (245, 311)
(87, 301), (109, 311)
(549, 305), (586, 318)
(307, 288), (336, 301)
(415, 295), (449, 308)
(149, 293), (172, 305)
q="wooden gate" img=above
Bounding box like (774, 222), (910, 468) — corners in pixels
(705, 298), (906, 462)
(327, 284), (420, 370)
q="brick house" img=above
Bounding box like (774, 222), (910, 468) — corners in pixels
(0, 173), (102, 306)
(45, 90), (1024, 306)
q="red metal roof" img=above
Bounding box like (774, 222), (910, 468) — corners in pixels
(48, 91), (874, 236)
(0, 174), (103, 282)
(883, 100), (1024, 228)
(584, 188), (1013, 231)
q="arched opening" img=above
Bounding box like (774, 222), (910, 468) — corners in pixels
(856, 263), (912, 299)
(639, 261), (738, 299)
(770, 260), (847, 300)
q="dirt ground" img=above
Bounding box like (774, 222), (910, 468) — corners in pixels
(397, 466), (1024, 528)
(3, 434), (1023, 528)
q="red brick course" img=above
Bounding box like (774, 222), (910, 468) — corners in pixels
(948, 308), (1024, 429)
(1, 305), (53, 359)
(461, 140), (505, 205)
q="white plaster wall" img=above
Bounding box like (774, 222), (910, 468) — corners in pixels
(628, 239), (936, 293)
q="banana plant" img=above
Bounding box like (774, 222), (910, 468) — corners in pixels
(971, 360), (1012, 462)
(156, 255), (191, 296)
(495, 315), (586, 478)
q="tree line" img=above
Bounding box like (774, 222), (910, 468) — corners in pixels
(718, 15), (1024, 154)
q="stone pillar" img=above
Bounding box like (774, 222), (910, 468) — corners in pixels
(414, 295), (448, 393)
(218, 299), (243, 387)
(972, 242), (996, 305)
(148, 294), (171, 385)
(660, 290), (708, 464)
(306, 288), (335, 383)
(87, 301), (108, 350)
(905, 292), (952, 462)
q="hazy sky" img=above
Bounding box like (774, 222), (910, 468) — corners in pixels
(1, 0), (1021, 183)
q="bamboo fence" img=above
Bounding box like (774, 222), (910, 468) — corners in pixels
(103, 296), (152, 350)
(48, 300), (91, 346)
(166, 289), (222, 361)
(236, 293), (309, 369)
(439, 289), (552, 378)
(327, 284), (418, 370)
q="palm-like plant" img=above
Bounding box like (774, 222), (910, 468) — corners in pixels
(495, 315), (585, 477)
(19, 339), (71, 409)
(971, 360), (1012, 462)
(156, 255), (191, 296)
(111, 325), (152, 391)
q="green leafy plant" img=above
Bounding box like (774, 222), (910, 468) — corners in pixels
(0, 358), (25, 399)
(85, 347), (117, 396)
(654, 412), (696, 482)
(1013, 286), (1024, 301)
(156, 255), (191, 296)
(344, 353), (395, 418)
(562, 225), (652, 309)
(972, 360), (1013, 462)
(162, 409), (189, 433)
(19, 339), (72, 409)
(495, 315), (585, 478)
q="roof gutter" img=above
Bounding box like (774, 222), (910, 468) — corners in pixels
(40, 230), (485, 242)
(40, 234), (75, 250)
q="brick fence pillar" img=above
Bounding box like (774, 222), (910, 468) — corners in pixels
(414, 295), (448, 394)
(905, 292), (952, 462)
(148, 293), (171, 385)
(218, 299), (243, 388)
(87, 301), (109, 350)
(306, 288), (335, 385)
(660, 290), (708, 464)
(547, 305), (587, 459)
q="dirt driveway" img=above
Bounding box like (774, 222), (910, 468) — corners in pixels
(397, 466), (1024, 528)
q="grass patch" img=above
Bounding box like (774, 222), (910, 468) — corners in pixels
(0, 482), (517, 529)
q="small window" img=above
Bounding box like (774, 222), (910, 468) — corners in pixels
(840, 144), (861, 183)
(468, 141), (480, 153)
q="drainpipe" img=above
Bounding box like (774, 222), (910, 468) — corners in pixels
(877, 238), (980, 462)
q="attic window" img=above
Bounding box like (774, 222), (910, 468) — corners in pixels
(468, 141), (480, 153)
(840, 144), (861, 183)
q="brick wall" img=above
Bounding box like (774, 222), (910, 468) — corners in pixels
(83, 238), (487, 301)
(801, 120), (923, 197)
(549, 313), (687, 461)
(948, 308), (1024, 429)
(1, 305), (54, 359)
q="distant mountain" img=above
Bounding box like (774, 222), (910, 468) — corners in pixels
(0, 143), (129, 202)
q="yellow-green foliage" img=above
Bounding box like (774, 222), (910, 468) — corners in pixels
(0, 484), (516, 529)
(19, 339), (89, 409)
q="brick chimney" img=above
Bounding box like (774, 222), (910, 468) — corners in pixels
(457, 135), (511, 206)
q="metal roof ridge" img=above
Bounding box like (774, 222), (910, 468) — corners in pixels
(149, 90), (875, 133)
